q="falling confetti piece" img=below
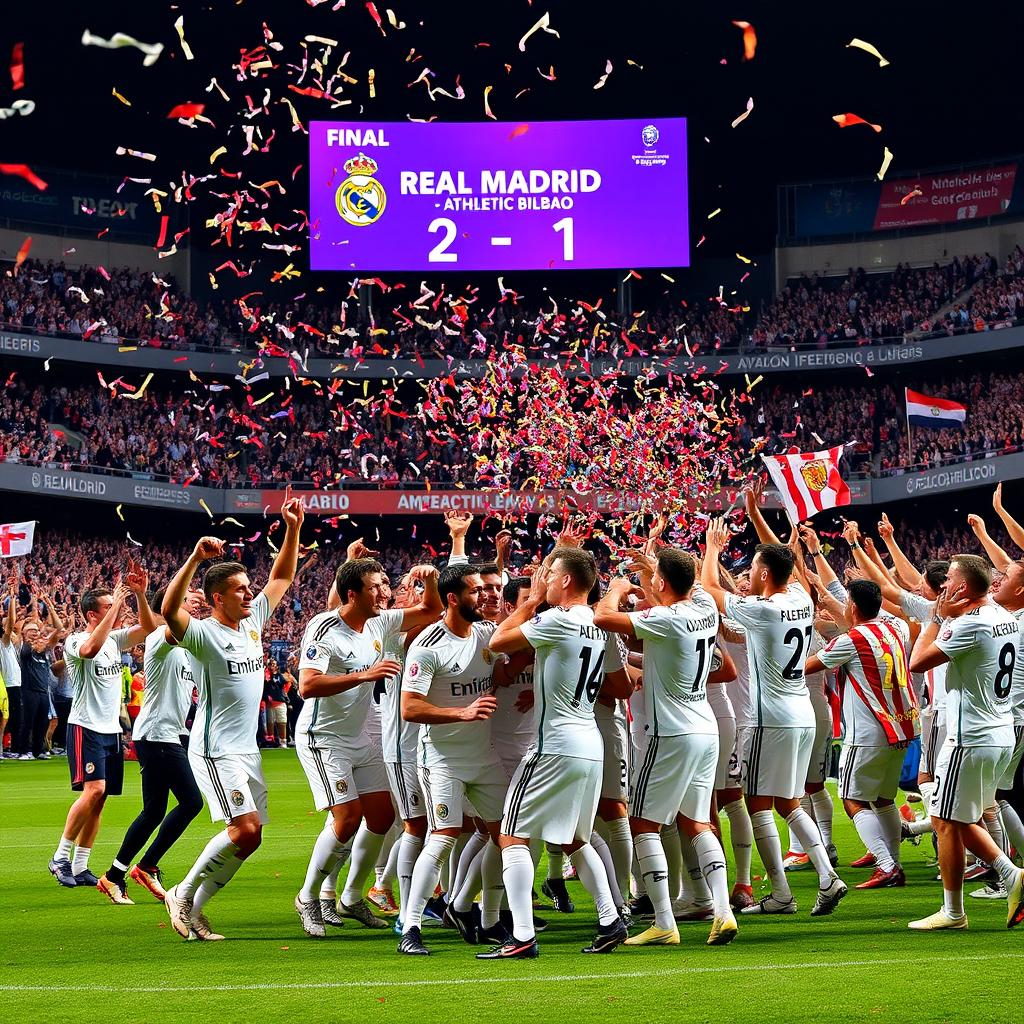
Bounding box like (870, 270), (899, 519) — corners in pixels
(386, 9), (406, 29)
(81, 29), (163, 66)
(707, 208), (721, 219)
(0, 163), (47, 190)
(876, 146), (894, 180)
(660, 272), (675, 282)
(13, 236), (31, 272)
(832, 113), (882, 132)
(730, 97), (754, 128)
(731, 20), (757, 61)
(112, 87), (131, 106)
(736, 253), (751, 264)
(199, 499), (214, 519)
(115, 505), (124, 521)
(366, 2), (386, 36)
(483, 84), (496, 120)
(209, 146), (227, 164)
(744, 374), (763, 392)
(900, 187), (923, 206)
(173, 16), (194, 61)
(126, 532), (143, 547)
(518, 11), (560, 52)
(122, 372), (154, 400)
(626, 59), (643, 69)
(116, 147), (157, 161)
(10, 42), (24, 90)
(167, 102), (205, 119)
(508, 124), (529, 140)
(847, 38), (890, 68)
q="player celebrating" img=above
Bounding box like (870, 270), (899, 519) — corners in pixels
(49, 563), (151, 889)
(701, 518), (847, 917)
(595, 547), (739, 947)
(907, 554), (1024, 930)
(294, 557), (442, 937)
(161, 497), (304, 941)
(478, 549), (632, 960)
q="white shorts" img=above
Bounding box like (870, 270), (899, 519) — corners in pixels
(806, 695), (832, 786)
(598, 713), (629, 804)
(385, 759), (426, 820)
(267, 703), (287, 725)
(741, 725), (815, 800)
(920, 706), (948, 777)
(715, 715), (738, 791)
(502, 753), (602, 845)
(998, 725), (1024, 791)
(420, 760), (506, 830)
(931, 741), (1014, 824)
(296, 736), (390, 811)
(838, 743), (906, 803)
(189, 750), (268, 824)
(630, 732), (718, 825)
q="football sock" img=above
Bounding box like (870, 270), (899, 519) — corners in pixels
(943, 887), (965, 920)
(693, 829), (731, 920)
(983, 805), (1008, 858)
(723, 799), (753, 887)
(396, 832), (423, 914)
(874, 804), (902, 867)
(192, 838), (247, 914)
(998, 799), (1024, 855)
(570, 843), (620, 927)
(178, 832), (240, 901)
(785, 808), (834, 887)
(992, 853), (1020, 889)
(71, 846), (91, 875)
(751, 810), (792, 901)
(679, 827), (712, 904)
(634, 832), (673, 930)
(341, 825), (386, 906)
(600, 816), (634, 905)
(590, 830), (619, 902)
(54, 836), (74, 862)
(446, 831), (470, 894)
(661, 821), (683, 901)
(810, 790), (835, 847)
(501, 845), (536, 942)
(378, 829), (401, 889)
(300, 821), (346, 902)
(852, 809), (894, 873)
(452, 845), (487, 914)
(479, 842), (505, 929)
(319, 838), (352, 900)
(545, 841), (565, 880)
(106, 858), (129, 886)
(909, 782), (936, 835)
(403, 834), (455, 933)
(452, 832), (487, 902)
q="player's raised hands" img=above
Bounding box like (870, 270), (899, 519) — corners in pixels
(993, 482), (1004, 513)
(877, 512), (894, 540)
(281, 495), (305, 530)
(626, 550), (656, 577)
(967, 513), (987, 536)
(444, 510), (473, 538)
(125, 559), (149, 595)
(648, 513), (668, 543)
(494, 529), (513, 564)
(742, 475), (764, 513)
(460, 693), (497, 722)
(192, 536), (225, 561)
(798, 524), (821, 554)
(705, 517), (730, 551)
(937, 580), (972, 620)
(841, 519), (861, 546)
(346, 537), (378, 560)
(407, 563), (440, 584)
(555, 517), (589, 548)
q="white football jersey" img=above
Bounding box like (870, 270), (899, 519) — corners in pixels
(629, 588), (719, 737)
(935, 602), (1018, 747)
(1011, 608), (1024, 726)
(0, 638), (22, 688)
(381, 630), (420, 764)
(179, 592), (270, 757)
(899, 591), (947, 708)
(491, 661), (535, 763)
(65, 627), (134, 734)
(297, 608), (404, 747)
(402, 620), (498, 771)
(519, 604), (624, 760)
(723, 585), (816, 729)
(134, 628), (196, 743)
(721, 624), (750, 725)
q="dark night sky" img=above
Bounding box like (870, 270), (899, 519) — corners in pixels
(2, 0), (1022, 276)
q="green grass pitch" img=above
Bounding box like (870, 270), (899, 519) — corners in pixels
(2, 752), (1022, 1023)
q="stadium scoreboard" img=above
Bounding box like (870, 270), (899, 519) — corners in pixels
(309, 118), (689, 271)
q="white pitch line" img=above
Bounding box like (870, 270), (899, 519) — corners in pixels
(2, 953), (1022, 994)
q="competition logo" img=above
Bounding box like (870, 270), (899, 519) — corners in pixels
(410, 792), (420, 807)
(249, 630), (259, 643)
(306, 645), (319, 660)
(482, 648), (494, 665)
(85, 762), (95, 774)
(641, 124), (660, 148)
(230, 789), (245, 808)
(408, 662), (419, 677)
(335, 779), (349, 795)
(799, 460), (829, 493)
(335, 153), (387, 226)
(435, 803), (449, 821)
(373, 639), (382, 654)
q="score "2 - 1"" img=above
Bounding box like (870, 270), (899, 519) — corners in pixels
(427, 217), (574, 262)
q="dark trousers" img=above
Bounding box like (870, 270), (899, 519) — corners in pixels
(4, 687), (21, 754)
(114, 738), (204, 870)
(19, 689), (50, 757)
(53, 696), (72, 749)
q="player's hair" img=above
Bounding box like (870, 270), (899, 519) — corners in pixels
(847, 579), (882, 620)
(150, 586), (166, 613)
(924, 560), (950, 594)
(503, 576), (530, 605)
(474, 562), (501, 578)
(657, 548), (696, 596)
(202, 561), (248, 602)
(754, 543), (796, 586)
(951, 554), (992, 596)
(80, 588), (111, 616)
(438, 564), (481, 605)
(334, 557), (383, 604)
(550, 546), (598, 594)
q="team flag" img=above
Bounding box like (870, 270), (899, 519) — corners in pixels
(0, 521), (35, 558)
(761, 446), (851, 523)
(905, 388), (967, 430)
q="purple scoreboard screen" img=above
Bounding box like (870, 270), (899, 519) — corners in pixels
(309, 118), (688, 271)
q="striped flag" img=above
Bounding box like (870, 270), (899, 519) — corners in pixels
(905, 388), (967, 430)
(761, 446), (851, 523)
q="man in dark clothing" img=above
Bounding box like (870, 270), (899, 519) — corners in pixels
(18, 622), (61, 760)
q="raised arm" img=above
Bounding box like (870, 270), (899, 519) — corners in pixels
(968, 513), (1012, 571)
(593, 576), (643, 636)
(700, 518), (732, 615)
(744, 478), (783, 546)
(398, 565), (444, 631)
(876, 513), (923, 591)
(444, 510), (473, 562)
(993, 483), (1024, 554)
(129, 562), (158, 639)
(799, 525), (840, 589)
(843, 520), (902, 606)
(3, 568), (18, 646)
(78, 582), (129, 660)
(261, 497), (305, 612)
(162, 537), (224, 642)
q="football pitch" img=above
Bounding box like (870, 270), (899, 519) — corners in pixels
(2, 753), (1022, 1024)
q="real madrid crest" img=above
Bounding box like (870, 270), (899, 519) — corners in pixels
(335, 152), (387, 226)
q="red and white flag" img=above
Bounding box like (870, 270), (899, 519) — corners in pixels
(761, 446), (851, 523)
(0, 521), (35, 558)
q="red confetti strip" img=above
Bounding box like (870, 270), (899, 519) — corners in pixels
(10, 42), (24, 90)
(0, 163), (47, 190)
(14, 236), (31, 272)
(154, 214), (169, 249)
(167, 102), (205, 119)
(832, 113), (882, 132)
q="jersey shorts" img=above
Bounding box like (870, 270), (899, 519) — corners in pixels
(597, 710), (629, 804)
(919, 705), (948, 777)
(742, 725), (815, 800)
(838, 743), (906, 803)
(188, 749), (268, 824)
(501, 752), (602, 845)
(707, 683), (736, 791)
(998, 725), (1024, 791)
(630, 733), (718, 824)
(806, 687), (833, 786)
(67, 724), (124, 794)
(297, 735), (389, 811)
(930, 739), (1014, 824)
(420, 760), (506, 831)
(385, 760), (425, 820)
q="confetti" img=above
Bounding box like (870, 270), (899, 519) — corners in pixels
(518, 11), (560, 52)
(876, 146), (894, 180)
(483, 84), (496, 120)
(901, 187), (923, 206)
(736, 253), (752, 264)
(168, 102), (205, 119)
(0, 163), (47, 190)
(115, 505), (124, 522)
(846, 38), (890, 68)
(0, 99), (34, 120)
(116, 146), (157, 161)
(730, 97), (754, 128)
(707, 208), (722, 219)
(13, 236), (32, 272)
(126, 532), (143, 547)
(832, 113), (882, 132)
(122, 373), (154, 400)
(10, 42), (24, 90)
(386, 9), (406, 29)
(508, 124), (530, 140)
(593, 59), (613, 90)
(81, 29), (163, 67)
(112, 87), (132, 106)
(173, 16), (194, 61)
(366, 2), (386, 36)
(731, 20), (757, 61)
(199, 499), (214, 519)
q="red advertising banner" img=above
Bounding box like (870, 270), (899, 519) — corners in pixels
(874, 163), (1017, 230)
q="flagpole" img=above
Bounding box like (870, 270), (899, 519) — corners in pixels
(904, 387), (913, 468)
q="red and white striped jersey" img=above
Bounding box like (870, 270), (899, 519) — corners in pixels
(818, 616), (920, 746)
